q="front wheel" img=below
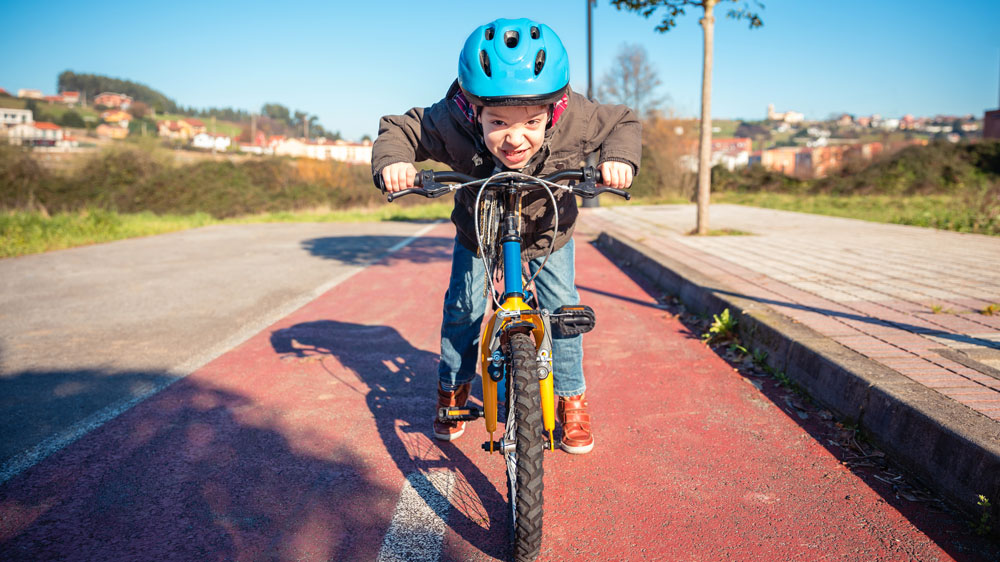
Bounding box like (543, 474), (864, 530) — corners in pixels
(504, 332), (544, 561)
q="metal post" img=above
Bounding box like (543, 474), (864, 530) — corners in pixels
(587, 0), (594, 101)
(582, 0), (599, 208)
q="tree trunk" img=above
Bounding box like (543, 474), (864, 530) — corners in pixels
(696, 0), (716, 235)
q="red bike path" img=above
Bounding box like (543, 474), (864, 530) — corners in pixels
(0, 223), (995, 561)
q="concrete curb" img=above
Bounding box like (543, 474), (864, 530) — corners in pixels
(595, 230), (1000, 524)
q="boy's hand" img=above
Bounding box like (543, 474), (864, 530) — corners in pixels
(600, 161), (634, 189)
(381, 162), (418, 192)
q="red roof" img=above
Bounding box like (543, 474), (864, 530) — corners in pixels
(183, 118), (205, 126)
(35, 122), (61, 130)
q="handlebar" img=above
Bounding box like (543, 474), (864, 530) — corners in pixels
(382, 167), (631, 203)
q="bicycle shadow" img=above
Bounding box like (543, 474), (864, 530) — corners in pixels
(270, 319), (510, 560)
(301, 235), (455, 266)
(0, 368), (398, 561)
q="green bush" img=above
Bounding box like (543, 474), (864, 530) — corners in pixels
(59, 110), (85, 128)
(0, 144), (388, 219)
(710, 140), (1000, 236)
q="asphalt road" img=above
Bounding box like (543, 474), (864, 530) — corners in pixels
(1, 222), (997, 561)
(0, 221), (435, 475)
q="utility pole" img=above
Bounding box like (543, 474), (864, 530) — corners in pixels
(582, 0), (600, 208)
(251, 113), (257, 144)
(587, 0), (594, 101)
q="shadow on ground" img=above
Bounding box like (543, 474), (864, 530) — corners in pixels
(271, 319), (510, 561)
(302, 235), (453, 266)
(0, 368), (398, 561)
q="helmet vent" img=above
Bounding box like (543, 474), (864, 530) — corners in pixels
(534, 49), (546, 75)
(503, 30), (519, 48)
(530, 26), (540, 39)
(479, 50), (492, 77)
(484, 26), (494, 40)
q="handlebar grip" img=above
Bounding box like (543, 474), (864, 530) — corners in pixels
(386, 188), (418, 202)
(597, 187), (631, 200)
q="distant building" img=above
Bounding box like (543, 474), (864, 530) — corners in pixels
(96, 123), (129, 140)
(60, 91), (80, 105)
(93, 92), (133, 109)
(753, 141), (898, 179)
(711, 137), (752, 154)
(985, 109), (1000, 139)
(100, 110), (132, 126)
(759, 146), (800, 175)
(5, 121), (72, 148)
(191, 132), (232, 151)
(1, 108), (33, 126)
(273, 137), (373, 164)
(17, 89), (43, 100)
(157, 118), (207, 140)
(767, 103), (804, 124)
(678, 137), (752, 172)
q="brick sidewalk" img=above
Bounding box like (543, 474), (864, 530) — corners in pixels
(583, 204), (1000, 420)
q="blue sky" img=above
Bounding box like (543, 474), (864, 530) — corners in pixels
(2, 0), (998, 141)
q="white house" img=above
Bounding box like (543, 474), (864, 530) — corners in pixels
(4, 121), (77, 150)
(767, 103), (805, 124)
(274, 137), (309, 158)
(326, 140), (373, 165)
(191, 132), (232, 151)
(1, 108), (33, 126)
(273, 137), (372, 164)
(238, 144), (274, 155)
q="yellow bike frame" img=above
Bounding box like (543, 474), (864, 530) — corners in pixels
(479, 295), (556, 451)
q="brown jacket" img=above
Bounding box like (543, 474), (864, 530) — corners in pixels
(372, 81), (641, 260)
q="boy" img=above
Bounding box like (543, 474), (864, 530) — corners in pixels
(373, 18), (641, 454)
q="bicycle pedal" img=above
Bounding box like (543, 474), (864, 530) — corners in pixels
(438, 405), (484, 422)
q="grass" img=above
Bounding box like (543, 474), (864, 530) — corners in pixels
(5, 190), (990, 259)
(0, 97), (100, 122)
(0, 203), (453, 258)
(711, 191), (997, 234)
(156, 112), (242, 133)
(0, 210), (216, 258)
(155, 113), (242, 137)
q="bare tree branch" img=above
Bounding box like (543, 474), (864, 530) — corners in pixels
(597, 43), (670, 118)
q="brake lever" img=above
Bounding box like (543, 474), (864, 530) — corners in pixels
(574, 167), (629, 200)
(596, 186), (631, 200)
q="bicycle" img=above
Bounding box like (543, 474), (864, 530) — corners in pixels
(384, 167), (629, 562)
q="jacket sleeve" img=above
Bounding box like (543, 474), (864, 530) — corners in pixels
(371, 99), (454, 183)
(583, 102), (643, 174)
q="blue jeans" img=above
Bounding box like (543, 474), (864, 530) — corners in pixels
(439, 237), (586, 397)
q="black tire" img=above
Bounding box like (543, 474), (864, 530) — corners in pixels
(505, 332), (545, 562)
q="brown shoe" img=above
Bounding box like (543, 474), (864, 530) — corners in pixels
(557, 393), (594, 454)
(433, 382), (471, 441)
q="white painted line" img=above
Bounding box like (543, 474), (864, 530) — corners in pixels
(0, 222), (443, 486)
(377, 470), (456, 562)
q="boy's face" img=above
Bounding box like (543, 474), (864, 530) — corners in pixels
(479, 105), (548, 169)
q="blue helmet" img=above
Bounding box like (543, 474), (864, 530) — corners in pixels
(458, 18), (570, 107)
